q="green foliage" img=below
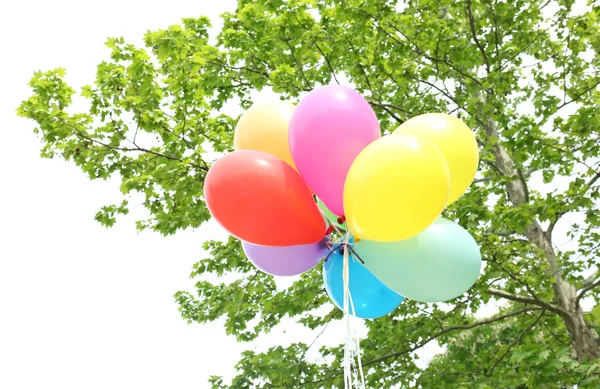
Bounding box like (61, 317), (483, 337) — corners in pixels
(17, 0), (600, 387)
(420, 311), (600, 388)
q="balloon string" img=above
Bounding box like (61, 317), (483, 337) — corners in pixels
(323, 247), (337, 262)
(343, 238), (352, 389)
(323, 229), (366, 388)
(346, 270), (366, 389)
(347, 245), (365, 264)
(330, 218), (345, 236)
(342, 235), (366, 389)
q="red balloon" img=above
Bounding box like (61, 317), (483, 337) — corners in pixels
(205, 150), (327, 246)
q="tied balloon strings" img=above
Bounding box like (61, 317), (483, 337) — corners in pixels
(342, 234), (366, 389)
(324, 216), (364, 264)
(323, 242), (365, 265)
(324, 227), (366, 389)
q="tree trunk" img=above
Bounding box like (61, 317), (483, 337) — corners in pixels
(568, 301), (600, 361)
(557, 280), (600, 362)
(531, 229), (600, 361)
(482, 112), (600, 362)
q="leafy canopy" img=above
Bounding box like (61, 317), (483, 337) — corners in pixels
(17, 0), (600, 387)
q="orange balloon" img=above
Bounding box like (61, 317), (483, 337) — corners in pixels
(205, 150), (327, 246)
(233, 101), (297, 169)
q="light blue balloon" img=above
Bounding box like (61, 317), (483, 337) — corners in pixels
(355, 218), (482, 303)
(323, 247), (404, 319)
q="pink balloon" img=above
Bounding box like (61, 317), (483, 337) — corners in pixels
(289, 85), (380, 216)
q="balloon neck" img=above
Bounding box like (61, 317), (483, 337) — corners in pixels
(337, 216), (346, 225)
(325, 224), (335, 236)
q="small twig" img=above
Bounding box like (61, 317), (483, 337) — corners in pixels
(283, 38), (311, 90)
(367, 101), (404, 124)
(302, 311), (341, 359)
(484, 230), (516, 237)
(290, 13), (340, 85)
(586, 171), (600, 188)
(547, 211), (568, 237)
(487, 310), (545, 376)
(474, 176), (493, 184)
(206, 60), (270, 78)
(487, 0), (501, 62)
(465, 0), (491, 72)
(578, 268), (600, 290)
(555, 78), (600, 111)
(576, 278), (600, 306)
(490, 256), (542, 303)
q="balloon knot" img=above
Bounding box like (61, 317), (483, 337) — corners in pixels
(323, 242), (365, 265)
(325, 224), (334, 236)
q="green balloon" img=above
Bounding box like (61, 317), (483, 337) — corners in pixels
(316, 197), (347, 231)
(354, 218), (481, 303)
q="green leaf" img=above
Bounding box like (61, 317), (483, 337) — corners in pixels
(592, 305), (600, 324)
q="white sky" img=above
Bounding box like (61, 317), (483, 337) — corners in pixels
(0, 1), (594, 388)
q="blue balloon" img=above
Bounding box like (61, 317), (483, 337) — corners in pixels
(323, 247), (404, 319)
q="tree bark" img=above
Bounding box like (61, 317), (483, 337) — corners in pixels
(481, 110), (600, 362)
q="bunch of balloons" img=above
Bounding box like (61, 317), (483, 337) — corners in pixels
(205, 85), (482, 319)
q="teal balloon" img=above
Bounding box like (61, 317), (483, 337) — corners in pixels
(323, 247), (403, 319)
(354, 218), (481, 303)
(316, 196), (347, 231)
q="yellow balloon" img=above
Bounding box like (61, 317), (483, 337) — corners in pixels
(233, 101), (297, 169)
(344, 135), (450, 242)
(393, 113), (478, 205)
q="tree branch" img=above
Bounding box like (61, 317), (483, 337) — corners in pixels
(209, 57), (406, 124)
(556, 78), (600, 111)
(206, 60), (270, 78)
(466, 0), (491, 72)
(488, 253), (544, 303)
(487, 288), (568, 317)
(372, 16), (483, 87)
(291, 308), (540, 387)
(547, 171), (600, 236)
(313, 41), (340, 85)
(487, 310), (545, 376)
(483, 231), (517, 239)
(473, 176), (493, 184)
(57, 118), (207, 171)
(547, 211), (568, 237)
(497, 6), (570, 72)
(282, 39), (311, 90)
(587, 171), (600, 188)
(474, 167), (537, 185)
(487, 0), (501, 63)
(578, 268), (600, 290)
(361, 306), (541, 368)
(289, 13), (341, 86)
(576, 278), (600, 306)
(337, 32), (404, 124)
(366, 100), (404, 123)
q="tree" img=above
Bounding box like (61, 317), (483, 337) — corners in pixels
(17, 0), (600, 387)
